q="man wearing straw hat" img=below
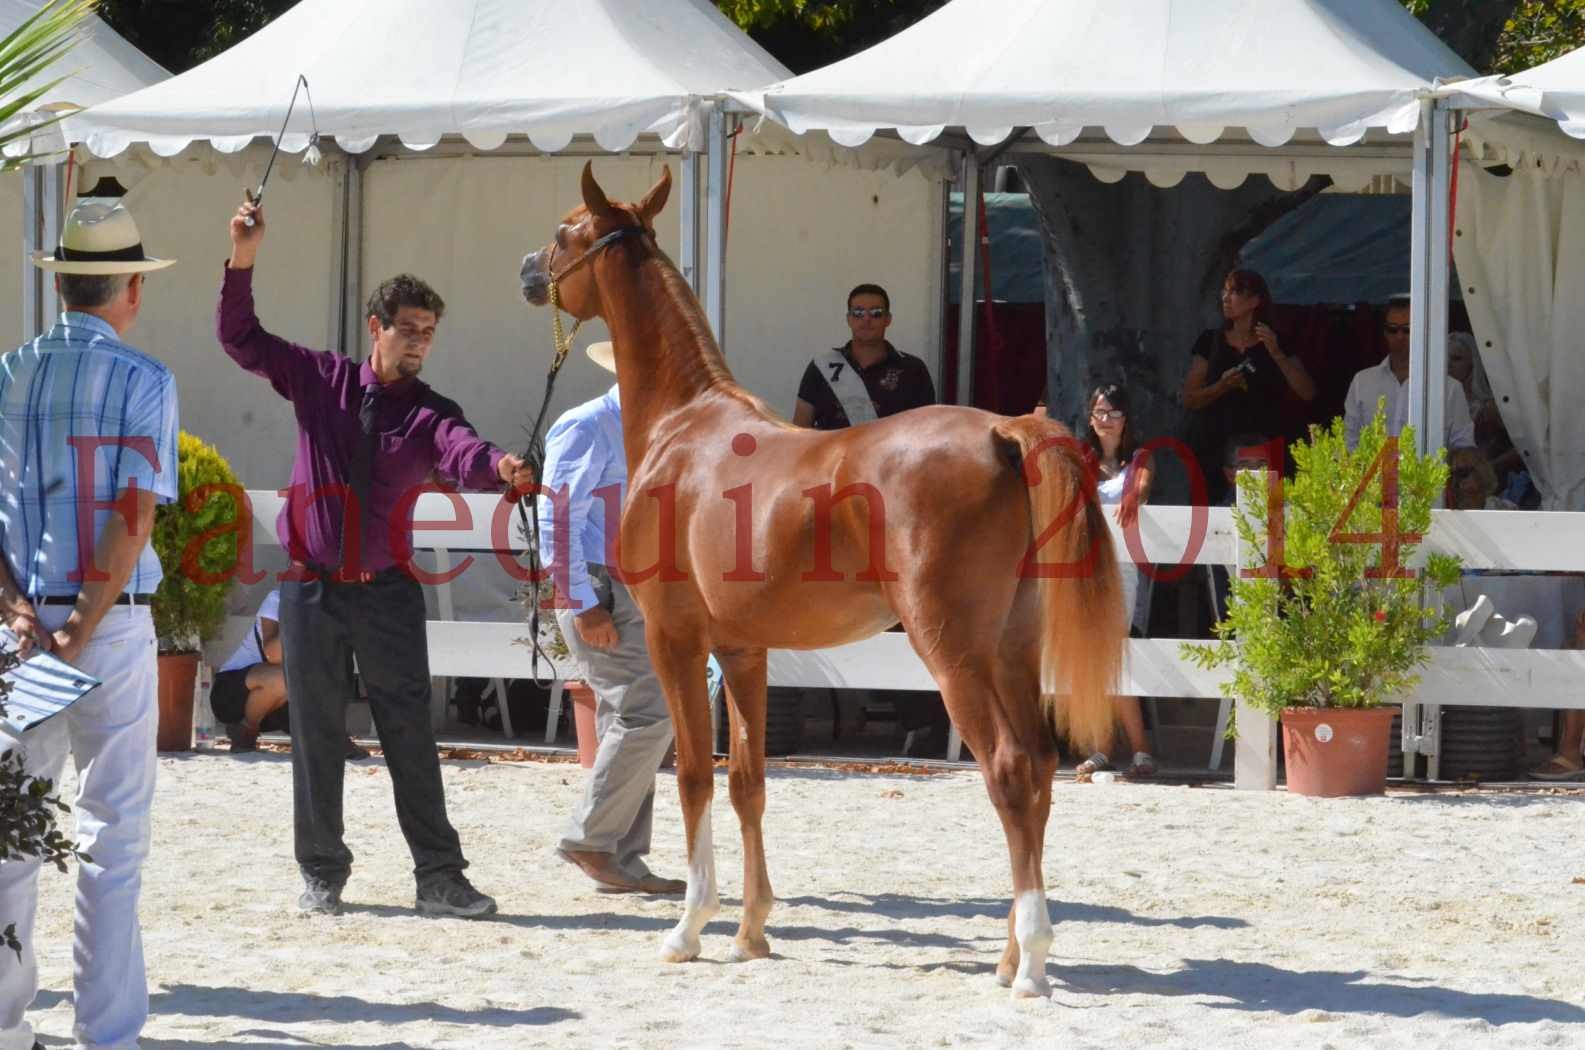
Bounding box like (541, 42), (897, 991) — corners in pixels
(220, 195), (534, 920)
(0, 199), (178, 1050)
(540, 342), (685, 895)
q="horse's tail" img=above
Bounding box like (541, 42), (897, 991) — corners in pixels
(993, 417), (1124, 757)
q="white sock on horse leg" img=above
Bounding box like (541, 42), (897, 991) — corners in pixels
(660, 809), (719, 962)
(1011, 889), (1054, 998)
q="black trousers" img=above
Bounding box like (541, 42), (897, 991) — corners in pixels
(279, 570), (465, 885)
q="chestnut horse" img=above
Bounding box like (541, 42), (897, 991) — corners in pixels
(520, 164), (1125, 997)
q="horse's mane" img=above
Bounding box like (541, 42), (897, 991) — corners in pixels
(637, 244), (767, 415)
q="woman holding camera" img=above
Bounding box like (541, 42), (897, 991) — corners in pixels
(1181, 269), (1314, 503)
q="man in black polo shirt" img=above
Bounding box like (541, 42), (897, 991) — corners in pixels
(792, 283), (936, 429)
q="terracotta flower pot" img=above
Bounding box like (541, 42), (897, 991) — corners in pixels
(567, 681), (599, 769)
(156, 652), (200, 752)
(1281, 706), (1398, 797)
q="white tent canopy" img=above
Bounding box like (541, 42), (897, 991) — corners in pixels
(2, 0), (167, 109)
(66, 0), (789, 158)
(1449, 44), (1585, 141)
(731, 0), (1473, 149)
(1, 0), (167, 154)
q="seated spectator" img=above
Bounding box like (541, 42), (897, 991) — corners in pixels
(1447, 331), (1494, 425)
(1181, 268), (1314, 504)
(1071, 382), (1158, 778)
(1343, 296), (1474, 451)
(792, 283), (935, 430)
(1447, 447), (1517, 511)
(1532, 610), (1585, 781)
(212, 589), (366, 758)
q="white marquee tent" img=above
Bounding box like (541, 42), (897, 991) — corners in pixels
(60, 0), (947, 486)
(734, 0), (1464, 149)
(57, 0), (948, 631)
(0, 0), (168, 337)
(732, 0), (1478, 449)
(1434, 48), (1585, 511)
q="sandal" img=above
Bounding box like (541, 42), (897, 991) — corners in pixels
(1126, 752), (1157, 777)
(1074, 752), (1112, 777)
(1529, 753), (1585, 781)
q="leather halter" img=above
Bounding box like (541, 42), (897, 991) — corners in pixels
(547, 221), (653, 285)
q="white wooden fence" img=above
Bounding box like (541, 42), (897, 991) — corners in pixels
(235, 491), (1585, 787)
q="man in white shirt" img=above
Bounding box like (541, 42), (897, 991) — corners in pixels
(1343, 296), (1475, 451)
(539, 342), (685, 896)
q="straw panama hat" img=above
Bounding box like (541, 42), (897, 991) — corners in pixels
(585, 340), (616, 373)
(33, 200), (175, 275)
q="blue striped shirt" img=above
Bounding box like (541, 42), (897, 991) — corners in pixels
(538, 386), (624, 612)
(0, 312), (180, 598)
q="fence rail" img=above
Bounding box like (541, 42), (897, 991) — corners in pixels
(234, 491), (1585, 779)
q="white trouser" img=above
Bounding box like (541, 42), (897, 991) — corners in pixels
(0, 605), (158, 1050)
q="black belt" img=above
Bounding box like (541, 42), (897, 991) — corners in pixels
(36, 593), (155, 606)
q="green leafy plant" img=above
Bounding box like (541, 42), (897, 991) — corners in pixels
(151, 432), (242, 653)
(0, 643), (87, 959)
(1183, 409), (1463, 723)
(516, 576), (570, 664)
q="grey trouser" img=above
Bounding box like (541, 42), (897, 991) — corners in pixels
(556, 564), (674, 878)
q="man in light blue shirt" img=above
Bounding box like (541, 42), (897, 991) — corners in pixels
(540, 343), (684, 895)
(0, 200), (178, 1050)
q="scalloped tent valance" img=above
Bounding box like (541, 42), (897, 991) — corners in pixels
(729, 0), (1473, 158)
(60, 0), (790, 159)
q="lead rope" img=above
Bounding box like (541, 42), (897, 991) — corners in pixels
(517, 278), (581, 687)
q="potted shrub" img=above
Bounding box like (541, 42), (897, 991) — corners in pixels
(1183, 409), (1461, 796)
(151, 432), (242, 751)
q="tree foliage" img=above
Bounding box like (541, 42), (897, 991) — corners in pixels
(98, 0), (296, 74)
(1489, 0), (1585, 74)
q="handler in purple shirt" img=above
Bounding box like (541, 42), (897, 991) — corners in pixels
(220, 193), (534, 920)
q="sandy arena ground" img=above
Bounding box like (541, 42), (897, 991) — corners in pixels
(16, 749), (1585, 1048)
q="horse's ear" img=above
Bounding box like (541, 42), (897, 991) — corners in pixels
(637, 167), (672, 223)
(581, 162), (616, 219)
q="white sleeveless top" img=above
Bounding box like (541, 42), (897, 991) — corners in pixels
(1096, 460), (1142, 632)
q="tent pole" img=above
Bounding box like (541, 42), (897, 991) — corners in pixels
(1405, 98), (1455, 784)
(679, 148), (702, 296)
(40, 162), (61, 330)
(22, 165), (41, 342)
(338, 154), (365, 358)
(1407, 98), (1452, 459)
(955, 154), (980, 407)
(704, 103), (727, 351)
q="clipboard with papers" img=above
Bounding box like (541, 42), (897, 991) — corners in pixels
(1, 629), (101, 734)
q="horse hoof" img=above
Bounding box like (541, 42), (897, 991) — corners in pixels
(729, 936), (772, 962)
(659, 932), (700, 963)
(1010, 976), (1051, 1000)
(995, 969), (1014, 989)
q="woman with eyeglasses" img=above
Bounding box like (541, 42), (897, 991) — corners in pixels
(1181, 269), (1314, 502)
(1072, 382), (1158, 779)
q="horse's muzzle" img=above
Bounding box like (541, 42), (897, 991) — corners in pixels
(520, 249), (551, 306)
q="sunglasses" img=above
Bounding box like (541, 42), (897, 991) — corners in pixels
(1383, 323), (1410, 335)
(1090, 409), (1125, 422)
(848, 306), (889, 319)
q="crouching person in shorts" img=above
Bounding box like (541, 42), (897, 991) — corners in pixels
(213, 588), (366, 759)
